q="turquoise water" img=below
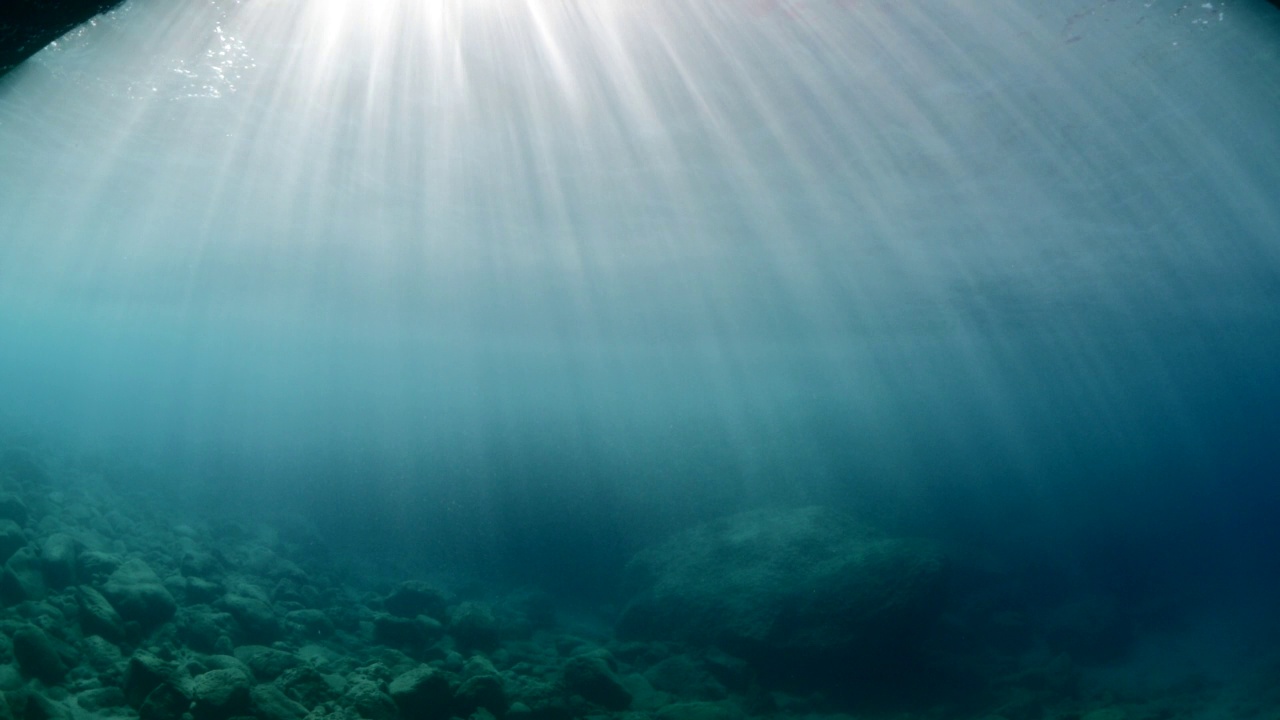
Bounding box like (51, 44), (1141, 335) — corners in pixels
(1, 1), (1279, 716)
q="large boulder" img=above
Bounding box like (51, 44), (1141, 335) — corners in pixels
(560, 655), (631, 711)
(1, 546), (46, 603)
(79, 585), (126, 641)
(190, 668), (251, 720)
(219, 590), (278, 641)
(618, 507), (947, 668)
(0, 520), (25, 564)
(12, 624), (68, 682)
(383, 581), (448, 620)
(40, 533), (77, 588)
(388, 665), (454, 719)
(102, 558), (177, 628)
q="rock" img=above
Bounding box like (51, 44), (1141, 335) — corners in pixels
(233, 645), (301, 681)
(1081, 709), (1128, 720)
(285, 608), (334, 638)
(644, 655), (726, 700)
(0, 0), (130, 78)
(455, 673), (508, 717)
(0, 494), (28, 526)
(76, 687), (128, 711)
(0, 520), (25, 564)
(0, 664), (20, 692)
(618, 507), (947, 669)
(81, 634), (124, 670)
(272, 578), (319, 606)
(1, 546), (45, 603)
(373, 613), (442, 651)
(220, 592), (279, 641)
(277, 665), (338, 708)
(181, 550), (224, 579)
(250, 683), (309, 720)
(509, 681), (572, 720)
(655, 701), (745, 720)
(76, 551), (122, 586)
(449, 602), (500, 651)
(18, 691), (72, 720)
(138, 682), (192, 720)
(39, 533), (77, 588)
(124, 651), (184, 708)
(179, 609), (236, 653)
(102, 558), (177, 627)
(561, 655), (632, 711)
(191, 668), (252, 720)
(388, 665), (454, 719)
(701, 649), (751, 692)
(187, 577), (224, 603)
(383, 581), (448, 620)
(12, 624), (67, 682)
(78, 585), (126, 641)
(345, 679), (397, 720)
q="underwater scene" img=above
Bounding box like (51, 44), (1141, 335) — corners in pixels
(1, 0), (1280, 718)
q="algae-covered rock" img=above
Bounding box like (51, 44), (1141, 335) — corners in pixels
(388, 665), (455, 719)
(81, 634), (124, 671)
(345, 679), (397, 720)
(2, 547), (46, 603)
(12, 624), (67, 682)
(449, 602), (500, 651)
(76, 551), (122, 586)
(234, 644), (301, 681)
(220, 592), (279, 641)
(181, 550), (225, 580)
(508, 680), (573, 720)
(618, 507), (947, 667)
(191, 668), (252, 719)
(455, 673), (508, 717)
(277, 665), (338, 708)
(285, 608), (334, 638)
(644, 655), (726, 700)
(12, 691), (72, 720)
(383, 581), (448, 620)
(76, 687), (128, 711)
(0, 520), (25, 564)
(251, 683), (310, 720)
(78, 585), (126, 641)
(39, 533), (77, 588)
(655, 701), (745, 720)
(139, 682), (192, 720)
(187, 577), (224, 604)
(0, 494), (28, 526)
(373, 612), (442, 651)
(179, 609), (237, 652)
(102, 558), (177, 627)
(561, 654), (632, 711)
(124, 650), (185, 708)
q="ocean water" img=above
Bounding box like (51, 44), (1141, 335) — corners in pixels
(1, 0), (1279, 718)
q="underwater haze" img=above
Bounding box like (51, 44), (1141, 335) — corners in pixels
(1, 0), (1280, 717)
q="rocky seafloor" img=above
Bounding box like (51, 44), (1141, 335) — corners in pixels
(0, 445), (1276, 720)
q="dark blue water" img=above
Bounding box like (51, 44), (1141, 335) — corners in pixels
(1, 1), (1279, 716)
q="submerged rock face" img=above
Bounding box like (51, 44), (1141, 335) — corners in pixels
(0, 0), (128, 78)
(618, 507), (948, 669)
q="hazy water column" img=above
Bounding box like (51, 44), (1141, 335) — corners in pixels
(0, 0), (1277, 567)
